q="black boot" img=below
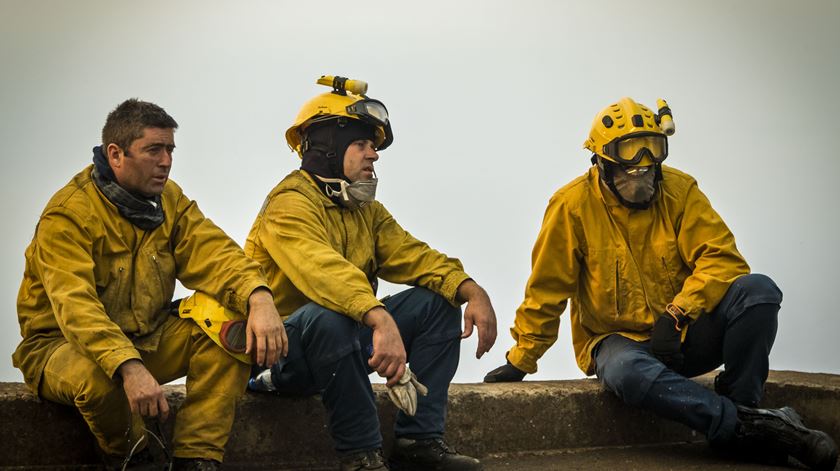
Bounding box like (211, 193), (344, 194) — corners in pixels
(339, 449), (388, 471)
(735, 405), (838, 470)
(389, 438), (481, 471)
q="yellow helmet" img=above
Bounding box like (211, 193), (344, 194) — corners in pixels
(285, 75), (393, 157)
(584, 97), (675, 166)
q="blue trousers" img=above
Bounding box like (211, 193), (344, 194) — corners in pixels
(593, 274), (782, 444)
(253, 287), (462, 452)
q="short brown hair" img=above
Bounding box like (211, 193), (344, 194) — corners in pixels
(101, 98), (178, 150)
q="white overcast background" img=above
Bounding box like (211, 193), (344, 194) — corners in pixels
(1, 1), (838, 384)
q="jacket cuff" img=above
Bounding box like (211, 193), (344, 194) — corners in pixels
(101, 347), (143, 379)
(442, 271), (472, 306)
(347, 295), (386, 323)
(228, 279), (271, 315)
(507, 346), (538, 374)
(671, 294), (702, 320)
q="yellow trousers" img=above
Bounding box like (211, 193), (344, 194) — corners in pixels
(39, 315), (249, 462)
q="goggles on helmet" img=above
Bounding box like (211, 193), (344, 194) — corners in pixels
(345, 99), (392, 150)
(602, 132), (668, 165)
(347, 99), (389, 127)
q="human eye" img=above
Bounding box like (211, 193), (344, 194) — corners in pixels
(146, 145), (163, 155)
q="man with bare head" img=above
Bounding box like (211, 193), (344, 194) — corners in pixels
(13, 98), (286, 470)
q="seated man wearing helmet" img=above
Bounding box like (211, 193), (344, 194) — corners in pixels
(484, 98), (837, 470)
(245, 76), (497, 471)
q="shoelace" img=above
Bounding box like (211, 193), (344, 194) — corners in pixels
(430, 438), (457, 456)
(122, 417), (172, 470)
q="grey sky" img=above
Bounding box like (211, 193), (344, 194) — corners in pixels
(1, 0), (838, 383)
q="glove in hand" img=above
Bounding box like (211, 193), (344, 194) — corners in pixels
(483, 361), (526, 383)
(651, 314), (684, 371)
(387, 366), (428, 416)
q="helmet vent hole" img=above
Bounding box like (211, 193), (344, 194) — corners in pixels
(602, 116), (614, 128)
(632, 115), (644, 127)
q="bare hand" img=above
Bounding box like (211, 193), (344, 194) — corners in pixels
(458, 280), (498, 359)
(363, 307), (407, 387)
(119, 360), (169, 421)
(246, 288), (288, 367)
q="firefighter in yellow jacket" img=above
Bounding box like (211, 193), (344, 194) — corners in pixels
(13, 99), (287, 470)
(485, 98), (837, 470)
(245, 76), (497, 471)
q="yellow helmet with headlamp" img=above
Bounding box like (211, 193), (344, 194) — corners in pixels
(285, 75), (393, 157)
(584, 97), (675, 167)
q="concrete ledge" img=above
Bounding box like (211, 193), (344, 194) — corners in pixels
(1, 371), (838, 469)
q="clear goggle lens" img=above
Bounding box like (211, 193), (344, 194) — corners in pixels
(347, 100), (389, 126)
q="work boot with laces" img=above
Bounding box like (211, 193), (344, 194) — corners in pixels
(735, 405), (838, 470)
(339, 448), (388, 471)
(389, 437), (482, 471)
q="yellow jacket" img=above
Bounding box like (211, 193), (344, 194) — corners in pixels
(244, 170), (470, 321)
(508, 165), (749, 376)
(13, 165), (267, 393)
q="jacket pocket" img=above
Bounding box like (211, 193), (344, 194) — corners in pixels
(149, 250), (176, 307)
(96, 259), (127, 312)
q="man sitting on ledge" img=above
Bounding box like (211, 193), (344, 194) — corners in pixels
(485, 97), (838, 470)
(245, 76), (498, 471)
(13, 99), (286, 471)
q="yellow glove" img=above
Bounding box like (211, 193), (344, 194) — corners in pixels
(387, 366), (428, 416)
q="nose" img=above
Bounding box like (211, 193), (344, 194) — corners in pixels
(159, 149), (173, 168)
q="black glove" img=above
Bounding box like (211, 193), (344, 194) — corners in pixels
(484, 361), (526, 383)
(650, 314), (684, 371)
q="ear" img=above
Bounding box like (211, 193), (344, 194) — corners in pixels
(105, 143), (123, 168)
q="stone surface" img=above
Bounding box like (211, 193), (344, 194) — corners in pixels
(1, 371), (838, 469)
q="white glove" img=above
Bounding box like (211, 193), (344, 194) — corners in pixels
(387, 366), (428, 416)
